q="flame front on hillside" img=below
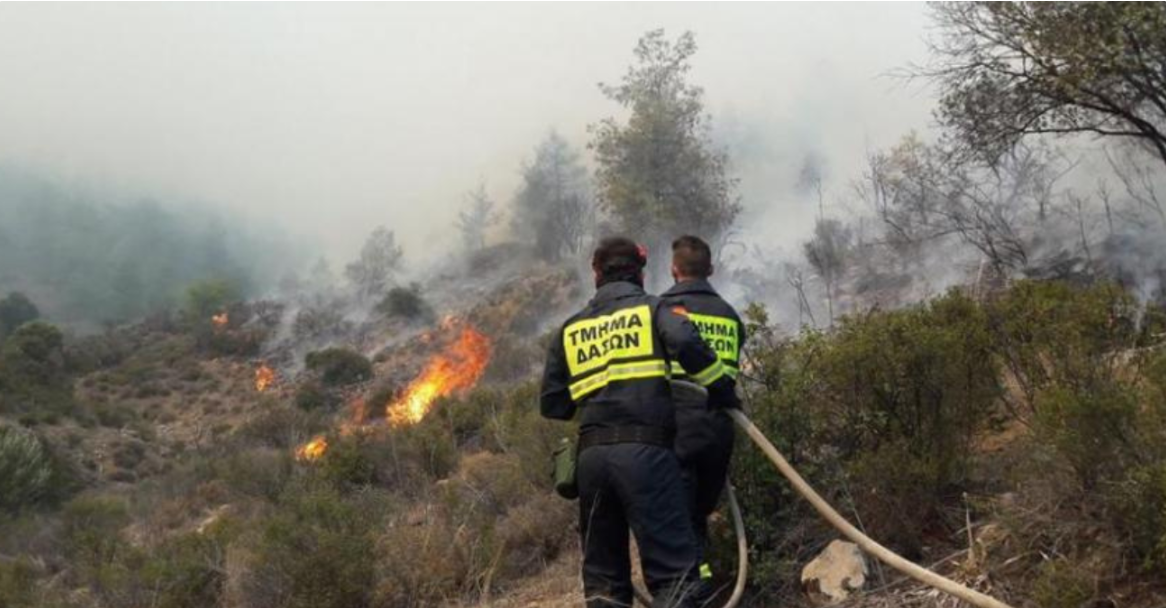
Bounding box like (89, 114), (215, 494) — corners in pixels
(292, 321), (492, 462)
(296, 435), (328, 461)
(387, 325), (492, 427)
(255, 364), (276, 392)
(211, 312), (229, 330)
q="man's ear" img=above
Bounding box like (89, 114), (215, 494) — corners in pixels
(708, 264), (715, 278)
(671, 263), (681, 281)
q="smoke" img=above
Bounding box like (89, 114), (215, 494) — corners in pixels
(0, 3), (933, 267)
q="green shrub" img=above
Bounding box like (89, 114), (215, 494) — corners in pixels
(294, 380), (336, 411)
(1036, 381), (1140, 488)
(0, 557), (37, 607)
(184, 278), (238, 322)
(141, 525), (235, 608)
(987, 280), (1139, 418)
(376, 283), (434, 322)
(234, 483), (378, 608)
(1111, 462), (1166, 572)
(726, 291), (1001, 593)
(0, 425), (55, 513)
(305, 348), (372, 387)
(0, 322), (76, 418)
(317, 436), (378, 488)
(61, 494), (132, 579)
(1030, 558), (1094, 608)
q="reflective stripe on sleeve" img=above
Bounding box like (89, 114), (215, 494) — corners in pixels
(690, 359), (727, 386)
(568, 359), (669, 401)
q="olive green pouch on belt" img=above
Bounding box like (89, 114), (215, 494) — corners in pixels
(552, 437), (578, 500)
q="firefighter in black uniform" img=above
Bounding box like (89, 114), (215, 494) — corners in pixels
(661, 235), (745, 594)
(540, 237), (740, 608)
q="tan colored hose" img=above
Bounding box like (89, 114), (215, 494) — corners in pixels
(723, 482), (748, 608)
(728, 408), (1015, 608)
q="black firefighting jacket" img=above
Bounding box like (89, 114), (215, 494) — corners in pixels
(661, 278), (746, 382)
(540, 280), (729, 434)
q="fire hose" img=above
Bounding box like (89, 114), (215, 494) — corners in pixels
(633, 383), (1015, 608)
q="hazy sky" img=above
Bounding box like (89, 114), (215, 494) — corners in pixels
(0, 3), (936, 265)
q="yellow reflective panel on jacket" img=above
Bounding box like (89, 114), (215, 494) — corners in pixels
(686, 312), (739, 362)
(563, 304), (654, 377)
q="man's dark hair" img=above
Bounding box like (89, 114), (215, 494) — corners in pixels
(672, 235), (712, 278)
(592, 236), (646, 286)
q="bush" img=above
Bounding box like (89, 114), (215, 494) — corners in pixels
(0, 425), (55, 513)
(292, 304), (351, 342)
(1035, 381), (1140, 488)
(294, 381), (337, 411)
(231, 483), (378, 608)
(184, 278), (239, 322)
(305, 348), (372, 387)
(1030, 558), (1094, 608)
(0, 557), (38, 607)
(727, 291), (1002, 591)
(0, 291), (39, 342)
(986, 280), (1139, 419)
(376, 283), (434, 322)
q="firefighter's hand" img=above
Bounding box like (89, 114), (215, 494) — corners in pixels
(707, 378), (741, 410)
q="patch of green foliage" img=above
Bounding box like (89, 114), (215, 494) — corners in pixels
(0, 321), (76, 419)
(376, 283), (434, 322)
(0, 425), (55, 513)
(305, 347), (372, 387)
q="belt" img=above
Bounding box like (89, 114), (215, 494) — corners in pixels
(577, 425), (672, 452)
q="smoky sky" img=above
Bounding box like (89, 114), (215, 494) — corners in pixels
(0, 2), (935, 266)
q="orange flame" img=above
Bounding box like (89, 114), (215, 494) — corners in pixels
(211, 312), (229, 330)
(387, 325), (491, 427)
(295, 435), (328, 461)
(255, 364), (276, 392)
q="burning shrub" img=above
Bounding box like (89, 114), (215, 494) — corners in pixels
(305, 347), (372, 387)
(376, 283), (434, 322)
(184, 278), (240, 323)
(236, 405), (328, 450)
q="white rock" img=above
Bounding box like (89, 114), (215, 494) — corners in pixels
(801, 540), (868, 604)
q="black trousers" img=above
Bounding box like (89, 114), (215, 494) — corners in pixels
(674, 407), (735, 558)
(577, 442), (701, 608)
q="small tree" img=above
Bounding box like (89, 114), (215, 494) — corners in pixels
(590, 30), (740, 278)
(803, 219), (854, 326)
(511, 132), (594, 262)
(344, 227), (403, 301)
(456, 183), (497, 253)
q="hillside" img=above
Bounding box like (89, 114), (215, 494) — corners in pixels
(3, 244), (1166, 608)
